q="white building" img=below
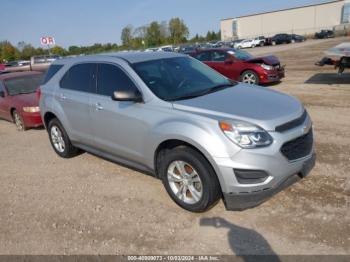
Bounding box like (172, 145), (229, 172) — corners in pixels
(221, 0), (350, 40)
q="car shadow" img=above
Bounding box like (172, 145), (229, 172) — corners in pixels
(305, 73), (350, 85)
(200, 217), (281, 261)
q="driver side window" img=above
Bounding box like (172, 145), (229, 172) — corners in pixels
(96, 63), (138, 97)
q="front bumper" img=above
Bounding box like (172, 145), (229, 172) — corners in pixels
(259, 69), (285, 84)
(223, 153), (316, 211)
(211, 114), (315, 211)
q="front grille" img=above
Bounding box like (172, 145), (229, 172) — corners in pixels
(281, 129), (313, 161)
(275, 110), (307, 132)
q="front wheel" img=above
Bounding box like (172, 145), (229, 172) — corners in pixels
(159, 146), (221, 212)
(241, 70), (259, 85)
(48, 118), (80, 158)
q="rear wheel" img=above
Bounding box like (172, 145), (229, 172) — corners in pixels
(241, 70), (259, 85)
(159, 146), (221, 212)
(272, 41), (276, 46)
(48, 118), (80, 158)
(12, 110), (26, 131)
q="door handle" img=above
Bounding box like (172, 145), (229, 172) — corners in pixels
(95, 103), (103, 111)
(59, 94), (67, 100)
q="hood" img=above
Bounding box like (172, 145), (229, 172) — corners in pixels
(10, 92), (39, 108)
(245, 55), (280, 65)
(172, 84), (304, 131)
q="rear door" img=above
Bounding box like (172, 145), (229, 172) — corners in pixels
(57, 63), (95, 145)
(208, 50), (234, 79)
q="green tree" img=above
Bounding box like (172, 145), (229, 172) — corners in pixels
(0, 41), (19, 62)
(68, 45), (80, 55)
(146, 21), (161, 47)
(50, 45), (67, 56)
(169, 18), (189, 44)
(20, 43), (37, 60)
(121, 25), (133, 48)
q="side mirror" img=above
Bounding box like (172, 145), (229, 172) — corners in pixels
(112, 89), (143, 103)
(224, 58), (233, 64)
(0, 91), (5, 98)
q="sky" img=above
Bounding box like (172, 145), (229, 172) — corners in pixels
(1, 0), (330, 48)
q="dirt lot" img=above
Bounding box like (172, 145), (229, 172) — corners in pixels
(0, 38), (349, 256)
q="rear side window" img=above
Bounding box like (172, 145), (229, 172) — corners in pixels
(5, 75), (43, 96)
(211, 51), (227, 62)
(194, 52), (210, 62)
(43, 64), (63, 84)
(96, 63), (137, 97)
(60, 63), (95, 92)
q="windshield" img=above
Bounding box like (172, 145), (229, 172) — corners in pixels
(227, 49), (253, 61)
(4, 74), (43, 96)
(132, 57), (235, 101)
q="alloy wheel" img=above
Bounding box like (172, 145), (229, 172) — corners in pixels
(50, 126), (66, 153)
(242, 73), (257, 84)
(167, 160), (203, 204)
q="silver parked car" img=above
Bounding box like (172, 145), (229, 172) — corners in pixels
(39, 52), (315, 212)
(30, 55), (59, 72)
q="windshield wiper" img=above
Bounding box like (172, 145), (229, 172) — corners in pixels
(168, 83), (235, 101)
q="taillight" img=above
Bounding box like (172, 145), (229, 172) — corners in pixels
(36, 87), (41, 99)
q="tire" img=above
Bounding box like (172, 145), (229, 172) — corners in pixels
(240, 70), (259, 85)
(252, 45), (256, 48)
(272, 41), (276, 46)
(291, 39), (296, 44)
(48, 118), (79, 158)
(12, 110), (26, 131)
(158, 146), (221, 212)
(260, 42), (264, 47)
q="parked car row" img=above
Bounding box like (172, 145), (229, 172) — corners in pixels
(0, 55), (59, 74)
(0, 51), (315, 213)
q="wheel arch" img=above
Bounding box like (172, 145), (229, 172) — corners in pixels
(153, 138), (225, 192)
(240, 68), (258, 77)
(10, 107), (16, 120)
(43, 111), (58, 129)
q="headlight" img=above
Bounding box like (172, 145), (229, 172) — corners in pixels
(219, 120), (273, 148)
(260, 64), (274, 71)
(23, 106), (40, 113)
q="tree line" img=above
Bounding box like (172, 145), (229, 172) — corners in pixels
(1, 17), (220, 62)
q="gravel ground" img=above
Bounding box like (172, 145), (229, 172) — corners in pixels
(0, 37), (349, 256)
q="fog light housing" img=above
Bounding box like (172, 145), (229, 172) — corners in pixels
(234, 169), (269, 184)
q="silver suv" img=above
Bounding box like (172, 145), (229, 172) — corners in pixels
(39, 52), (315, 212)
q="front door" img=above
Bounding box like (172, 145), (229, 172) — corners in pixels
(90, 63), (149, 164)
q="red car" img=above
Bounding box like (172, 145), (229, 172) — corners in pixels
(189, 48), (285, 85)
(0, 64), (5, 71)
(0, 71), (44, 130)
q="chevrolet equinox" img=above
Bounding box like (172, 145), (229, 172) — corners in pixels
(39, 52), (316, 212)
